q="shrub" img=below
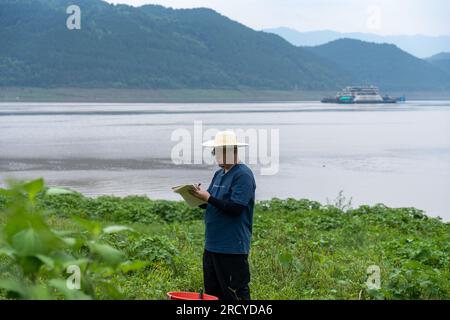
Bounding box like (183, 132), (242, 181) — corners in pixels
(0, 178), (147, 300)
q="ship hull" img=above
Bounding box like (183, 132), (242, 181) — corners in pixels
(321, 99), (397, 104)
(321, 85), (404, 104)
(321, 101), (398, 104)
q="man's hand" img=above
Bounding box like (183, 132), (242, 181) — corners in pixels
(189, 185), (210, 202)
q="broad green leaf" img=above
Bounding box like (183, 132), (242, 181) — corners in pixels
(11, 228), (45, 256)
(49, 279), (92, 300)
(28, 284), (52, 300)
(88, 242), (124, 266)
(0, 188), (15, 197)
(0, 247), (15, 258)
(20, 256), (43, 276)
(23, 178), (44, 201)
(102, 225), (134, 234)
(119, 260), (151, 273)
(0, 279), (28, 298)
(278, 252), (293, 268)
(4, 207), (64, 252)
(97, 280), (123, 299)
(45, 187), (76, 196)
(35, 254), (55, 269)
(72, 216), (102, 237)
(62, 237), (77, 247)
(61, 258), (89, 270)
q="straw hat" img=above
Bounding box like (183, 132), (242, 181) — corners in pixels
(202, 130), (248, 148)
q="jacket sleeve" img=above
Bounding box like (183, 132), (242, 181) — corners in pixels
(207, 196), (246, 217)
(229, 173), (254, 206)
(198, 203), (208, 209)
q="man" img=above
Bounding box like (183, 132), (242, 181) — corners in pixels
(190, 131), (256, 300)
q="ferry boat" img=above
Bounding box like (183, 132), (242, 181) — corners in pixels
(321, 86), (405, 104)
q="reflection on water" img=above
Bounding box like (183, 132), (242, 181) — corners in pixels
(1, 101), (450, 220)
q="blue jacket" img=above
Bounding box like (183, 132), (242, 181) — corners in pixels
(204, 163), (256, 254)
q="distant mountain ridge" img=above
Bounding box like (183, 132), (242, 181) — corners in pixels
(264, 27), (450, 59)
(306, 39), (450, 91)
(427, 52), (450, 61)
(426, 52), (450, 76)
(1, 0), (449, 91)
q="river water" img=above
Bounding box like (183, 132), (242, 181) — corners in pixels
(1, 101), (449, 220)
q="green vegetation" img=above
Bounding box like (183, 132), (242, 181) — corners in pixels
(1, 179), (449, 300)
(0, 0), (343, 90)
(0, 179), (151, 299)
(2, 0), (450, 92)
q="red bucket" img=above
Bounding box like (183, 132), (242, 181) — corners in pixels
(167, 291), (219, 300)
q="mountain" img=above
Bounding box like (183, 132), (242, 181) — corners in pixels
(427, 52), (450, 61)
(1, 0), (449, 92)
(427, 53), (450, 76)
(0, 0), (344, 90)
(305, 39), (450, 91)
(264, 27), (450, 58)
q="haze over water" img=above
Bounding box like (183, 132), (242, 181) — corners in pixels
(1, 101), (449, 220)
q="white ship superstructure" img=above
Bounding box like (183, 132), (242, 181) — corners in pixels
(340, 86), (384, 103)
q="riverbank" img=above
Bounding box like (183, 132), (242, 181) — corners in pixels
(2, 87), (450, 103)
(1, 184), (448, 300)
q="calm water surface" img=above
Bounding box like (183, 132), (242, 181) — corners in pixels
(1, 101), (449, 220)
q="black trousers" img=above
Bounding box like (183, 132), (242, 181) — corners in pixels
(203, 249), (251, 300)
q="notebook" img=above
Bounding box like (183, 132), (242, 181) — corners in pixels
(172, 184), (207, 208)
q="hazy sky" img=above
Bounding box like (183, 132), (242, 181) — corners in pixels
(104, 0), (450, 36)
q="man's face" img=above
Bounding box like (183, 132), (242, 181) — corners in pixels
(213, 146), (236, 167)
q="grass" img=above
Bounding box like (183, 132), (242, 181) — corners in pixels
(1, 187), (448, 300)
